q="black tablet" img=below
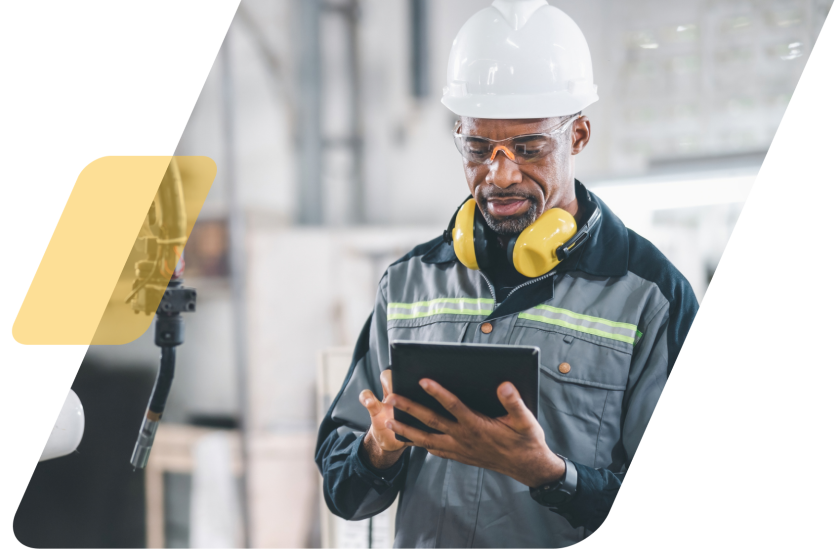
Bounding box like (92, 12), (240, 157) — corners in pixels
(389, 340), (540, 442)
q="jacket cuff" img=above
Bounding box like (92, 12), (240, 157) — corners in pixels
(350, 433), (407, 491)
(548, 460), (624, 532)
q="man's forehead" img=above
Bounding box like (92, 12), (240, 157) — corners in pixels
(460, 116), (563, 137)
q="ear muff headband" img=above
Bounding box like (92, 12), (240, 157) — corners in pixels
(556, 205), (601, 262)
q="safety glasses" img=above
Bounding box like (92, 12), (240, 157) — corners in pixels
(453, 113), (581, 165)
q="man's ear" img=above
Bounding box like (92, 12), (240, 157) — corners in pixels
(570, 116), (591, 155)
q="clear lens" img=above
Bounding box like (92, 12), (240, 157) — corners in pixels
(461, 137), (493, 160)
(512, 135), (553, 158)
(453, 114), (579, 164)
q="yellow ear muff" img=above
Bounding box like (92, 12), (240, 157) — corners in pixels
(512, 208), (577, 277)
(452, 199), (480, 270)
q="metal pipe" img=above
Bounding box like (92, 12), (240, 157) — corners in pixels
(347, 0), (365, 224)
(410, 0), (431, 99)
(220, 31), (253, 549)
(298, 0), (324, 225)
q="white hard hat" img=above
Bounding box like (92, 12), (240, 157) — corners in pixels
(40, 390), (85, 462)
(442, 0), (598, 119)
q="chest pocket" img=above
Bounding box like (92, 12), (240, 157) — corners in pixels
(387, 318), (470, 345)
(385, 297), (490, 345)
(510, 321), (633, 466)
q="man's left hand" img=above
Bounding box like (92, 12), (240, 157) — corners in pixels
(384, 380), (566, 488)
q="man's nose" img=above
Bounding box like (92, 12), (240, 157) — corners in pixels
(486, 149), (522, 188)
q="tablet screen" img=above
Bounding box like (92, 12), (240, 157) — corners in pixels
(390, 341), (540, 442)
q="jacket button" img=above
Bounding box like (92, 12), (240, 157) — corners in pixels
(558, 362), (571, 374)
(480, 322), (493, 334)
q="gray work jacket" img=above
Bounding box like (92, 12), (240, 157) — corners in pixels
(316, 182), (698, 548)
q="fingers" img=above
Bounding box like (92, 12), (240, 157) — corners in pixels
(496, 382), (535, 429)
(359, 389), (384, 418)
(384, 393), (455, 434)
(418, 379), (473, 423)
(386, 418), (456, 452)
(380, 369), (393, 398)
(360, 369), (393, 419)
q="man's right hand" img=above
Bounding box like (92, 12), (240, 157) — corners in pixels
(359, 369), (410, 470)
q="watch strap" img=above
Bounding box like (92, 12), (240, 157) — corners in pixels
(561, 456), (578, 496)
(529, 454), (578, 507)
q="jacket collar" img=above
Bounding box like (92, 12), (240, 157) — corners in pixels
(556, 180), (629, 277)
(420, 235), (457, 264)
(422, 180), (629, 279)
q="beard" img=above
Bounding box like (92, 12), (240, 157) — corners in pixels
(475, 191), (540, 235)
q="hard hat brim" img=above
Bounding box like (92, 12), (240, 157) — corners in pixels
(442, 91), (599, 119)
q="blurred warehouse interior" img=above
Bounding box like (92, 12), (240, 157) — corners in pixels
(14, 0), (833, 549)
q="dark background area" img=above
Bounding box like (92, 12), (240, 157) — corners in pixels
(13, 358), (155, 548)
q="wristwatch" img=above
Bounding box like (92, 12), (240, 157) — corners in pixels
(529, 454), (578, 507)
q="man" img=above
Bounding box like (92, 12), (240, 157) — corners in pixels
(316, 0), (698, 548)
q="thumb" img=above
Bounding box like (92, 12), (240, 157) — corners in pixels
(380, 369), (393, 399)
(497, 382), (534, 429)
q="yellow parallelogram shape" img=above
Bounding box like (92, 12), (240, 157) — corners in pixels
(13, 156), (216, 345)
(90, 156), (216, 346)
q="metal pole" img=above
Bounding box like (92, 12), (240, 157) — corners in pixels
(410, 0), (430, 99)
(347, 0), (365, 224)
(220, 32), (253, 549)
(298, 0), (324, 225)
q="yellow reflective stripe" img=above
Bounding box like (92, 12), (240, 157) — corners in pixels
(530, 304), (638, 332)
(387, 298), (494, 309)
(518, 305), (642, 346)
(387, 309), (490, 320)
(387, 298), (494, 320)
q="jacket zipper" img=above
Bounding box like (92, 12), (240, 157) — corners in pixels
(506, 271), (556, 301)
(479, 270), (556, 310)
(478, 271), (497, 308)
